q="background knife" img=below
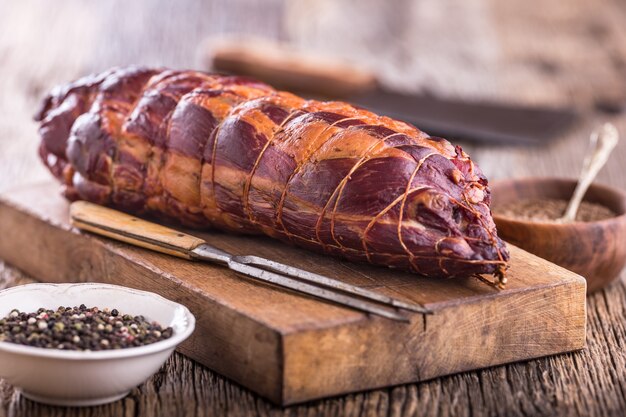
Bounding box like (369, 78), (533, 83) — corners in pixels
(205, 39), (578, 146)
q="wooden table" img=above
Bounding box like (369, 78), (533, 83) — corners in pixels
(1, 1), (625, 416)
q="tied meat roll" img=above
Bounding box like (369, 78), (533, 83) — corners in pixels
(36, 66), (509, 282)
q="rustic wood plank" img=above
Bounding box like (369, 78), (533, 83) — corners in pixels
(1, 0), (626, 415)
(0, 183), (587, 405)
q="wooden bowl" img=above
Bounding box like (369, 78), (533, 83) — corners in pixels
(490, 177), (626, 293)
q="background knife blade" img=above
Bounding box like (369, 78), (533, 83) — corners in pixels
(347, 89), (578, 146)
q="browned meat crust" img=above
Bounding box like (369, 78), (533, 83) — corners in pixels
(36, 67), (509, 279)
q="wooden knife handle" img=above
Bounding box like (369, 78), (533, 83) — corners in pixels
(208, 38), (378, 97)
(69, 201), (205, 259)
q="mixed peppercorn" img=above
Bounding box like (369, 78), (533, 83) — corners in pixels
(0, 305), (173, 351)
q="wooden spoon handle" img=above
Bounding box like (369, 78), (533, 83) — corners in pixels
(69, 201), (206, 259)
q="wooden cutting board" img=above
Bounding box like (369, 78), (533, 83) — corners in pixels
(0, 182), (586, 405)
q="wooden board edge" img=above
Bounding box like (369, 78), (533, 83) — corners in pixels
(279, 275), (586, 404)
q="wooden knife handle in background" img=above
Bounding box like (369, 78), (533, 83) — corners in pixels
(209, 38), (378, 97)
(70, 201), (205, 259)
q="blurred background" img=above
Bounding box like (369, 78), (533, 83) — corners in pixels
(0, 0), (625, 191)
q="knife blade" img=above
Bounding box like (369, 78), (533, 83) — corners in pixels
(347, 89), (578, 146)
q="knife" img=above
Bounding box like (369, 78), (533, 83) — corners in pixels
(70, 201), (432, 322)
(206, 39), (578, 146)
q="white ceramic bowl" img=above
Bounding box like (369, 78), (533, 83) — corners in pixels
(0, 283), (195, 407)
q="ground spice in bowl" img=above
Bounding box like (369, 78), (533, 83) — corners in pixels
(0, 305), (173, 351)
(494, 198), (616, 223)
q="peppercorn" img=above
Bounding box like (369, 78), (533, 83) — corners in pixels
(0, 306), (173, 351)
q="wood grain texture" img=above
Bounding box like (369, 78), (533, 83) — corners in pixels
(70, 201), (206, 260)
(0, 183), (586, 405)
(0, 0), (626, 416)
